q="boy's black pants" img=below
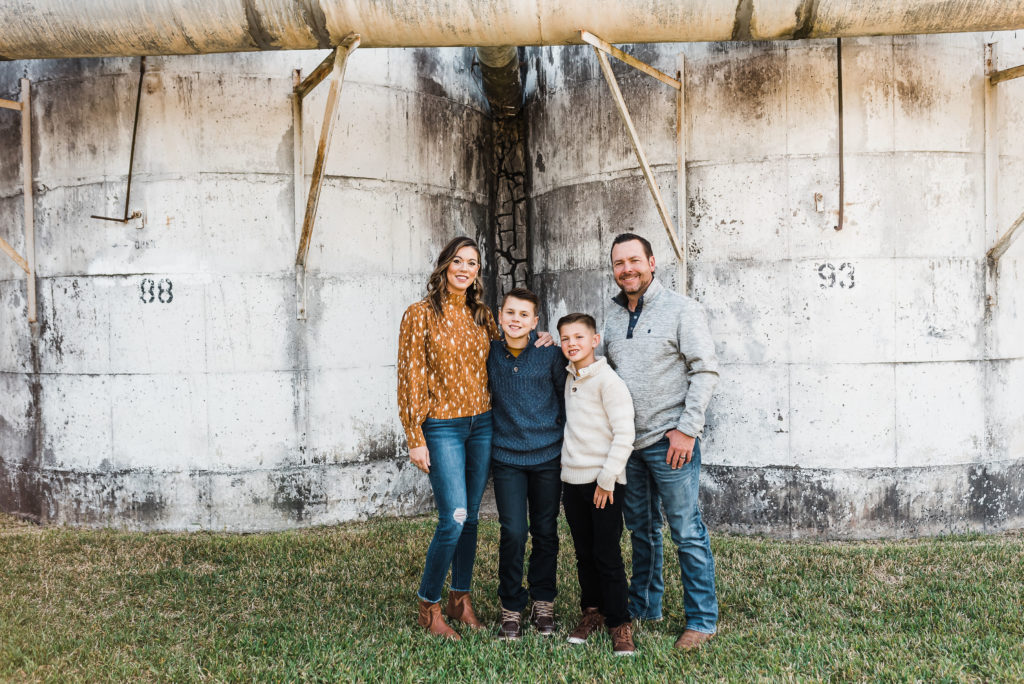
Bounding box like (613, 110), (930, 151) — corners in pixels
(562, 481), (629, 628)
(493, 457), (561, 612)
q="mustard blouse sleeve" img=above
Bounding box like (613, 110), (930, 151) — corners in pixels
(397, 303), (430, 449)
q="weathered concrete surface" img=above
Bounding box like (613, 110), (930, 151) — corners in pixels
(0, 47), (489, 529)
(526, 32), (1024, 537)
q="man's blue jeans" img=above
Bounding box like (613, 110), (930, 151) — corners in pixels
(417, 412), (492, 604)
(623, 436), (718, 634)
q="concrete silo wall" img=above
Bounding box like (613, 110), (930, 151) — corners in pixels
(0, 48), (490, 529)
(2, 32), (1023, 538)
(527, 33), (1024, 538)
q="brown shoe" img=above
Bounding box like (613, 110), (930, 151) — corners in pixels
(530, 601), (555, 636)
(497, 607), (522, 641)
(566, 607), (604, 644)
(674, 629), (715, 650)
(609, 621), (636, 656)
(418, 599), (460, 640)
(446, 590), (484, 629)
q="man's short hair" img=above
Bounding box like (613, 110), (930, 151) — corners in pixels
(611, 232), (654, 260)
(501, 287), (540, 314)
(557, 312), (597, 334)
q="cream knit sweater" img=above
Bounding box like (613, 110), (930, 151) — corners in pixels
(560, 356), (636, 491)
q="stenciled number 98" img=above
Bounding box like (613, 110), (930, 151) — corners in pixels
(140, 278), (174, 303)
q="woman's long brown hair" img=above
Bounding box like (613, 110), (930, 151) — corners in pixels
(426, 236), (489, 327)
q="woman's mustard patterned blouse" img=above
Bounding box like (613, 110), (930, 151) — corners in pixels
(397, 292), (500, 449)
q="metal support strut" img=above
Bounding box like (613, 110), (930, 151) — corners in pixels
(835, 38), (844, 232)
(0, 78), (36, 323)
(581, 30), (687, 289)
(91, 56), (145, 223)
(293, 34), (361, 319)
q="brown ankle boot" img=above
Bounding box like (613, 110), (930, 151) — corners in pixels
(418, 599), (460, 640)
(445, 590), (484, 629)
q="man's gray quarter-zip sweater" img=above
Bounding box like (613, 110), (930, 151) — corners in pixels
(603, 278), (719, 450)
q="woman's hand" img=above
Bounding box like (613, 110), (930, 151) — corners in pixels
(593, 485), (614, 509)
(409, 446), (431, 474)
(535, 331), (555, 347)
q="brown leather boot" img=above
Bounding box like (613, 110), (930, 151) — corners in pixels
(674, 629), (715, 650)
(445, 590), (484, 629)
(418, 599), (460, 640)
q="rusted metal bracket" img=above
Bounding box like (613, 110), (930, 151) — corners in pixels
(1, 78), (36, 323)
(582, 30), (687, 283)
(91, 56), (145, 224)
(292, 34), (360, 319)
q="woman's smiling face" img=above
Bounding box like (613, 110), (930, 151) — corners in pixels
(445, 245), (480, 294)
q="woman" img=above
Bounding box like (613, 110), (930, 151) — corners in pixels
(397, 236), (500, 640)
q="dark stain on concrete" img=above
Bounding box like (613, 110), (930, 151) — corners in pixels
(894, 62), (937, 115)
(0, 464), (43, 524)
(712, 50), (784, 122)
(702, 460), (1024, 539)
(967, 464), (1022, 527)
(353, 427), (401, 463)
(21, 469), (168, 525)
(411, 48), (448, 100)
(271, 470), (328, 522)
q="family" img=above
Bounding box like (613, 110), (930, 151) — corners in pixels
(396, 232), (719, 656)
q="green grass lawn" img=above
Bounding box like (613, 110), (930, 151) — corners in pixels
(1, 513), (1022, 682)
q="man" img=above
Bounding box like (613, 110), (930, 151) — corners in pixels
(603, 232), (720, 651)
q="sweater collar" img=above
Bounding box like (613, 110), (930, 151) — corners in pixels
(612, 277), (665, 309)
(566, 356), (608, 380)
(503, 329), (537, 356)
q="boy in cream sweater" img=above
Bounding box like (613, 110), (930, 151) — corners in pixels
(557, 313), (637, 656)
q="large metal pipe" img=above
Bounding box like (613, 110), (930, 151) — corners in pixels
(476, 46), (523, 118)
(2, 0), (1024, 59)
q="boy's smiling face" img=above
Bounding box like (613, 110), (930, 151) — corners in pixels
(499, 296), (538, 347)
(559, 321), (600, 369)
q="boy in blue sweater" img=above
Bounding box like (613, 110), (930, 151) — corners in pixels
(488, 287), (568, 640)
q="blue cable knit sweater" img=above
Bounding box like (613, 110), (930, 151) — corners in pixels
(487, 330), (568, 466)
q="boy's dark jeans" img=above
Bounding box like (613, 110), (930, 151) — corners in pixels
(562, 481), (629, 628)
(492, 457), (561, 612)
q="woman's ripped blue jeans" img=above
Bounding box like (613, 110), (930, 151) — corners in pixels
(417, 412), (493, 603)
